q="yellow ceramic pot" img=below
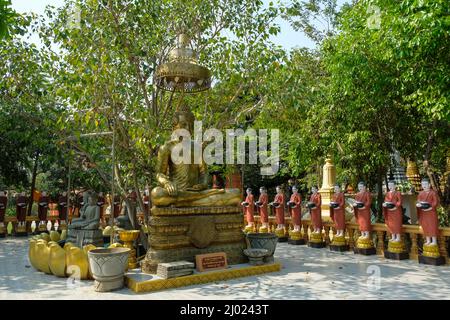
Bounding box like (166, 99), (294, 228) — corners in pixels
(35, 242), (52, 274)
(60, 229), (67, 240)
(48, 243), (66, 277)
(66, 247), (89, 280)
(49, 231), (60, 242)
(28, 239), (38, 270)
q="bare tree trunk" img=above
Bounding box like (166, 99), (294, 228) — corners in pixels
(27, 153), (39, 216)
(377, 167), (384, 222)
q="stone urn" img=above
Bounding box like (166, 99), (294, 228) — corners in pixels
(245, 233), (278, 263)
(243, 248), (269, 266)
(87, 248), (130, 292)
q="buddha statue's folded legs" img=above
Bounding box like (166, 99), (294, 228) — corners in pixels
(151, 187), (241, 207)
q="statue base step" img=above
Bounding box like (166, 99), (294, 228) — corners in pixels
(418, 255), (446, 266)
(93, 278), (124, 292)
(277, 237), (288, 243)
(127, 262), (282, 293)
(308, 241), (326, 248)
(288, 238), (305, 245)
(66, 229), (104, 248)
(354, 247), (376, 255)
(384, 250), (409, 260)
(329, 244), (349, 252)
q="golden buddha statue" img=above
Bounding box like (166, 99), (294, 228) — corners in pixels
(151, 106), (241, 207)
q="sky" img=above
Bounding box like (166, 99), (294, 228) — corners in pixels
(11, 0), (317, 51)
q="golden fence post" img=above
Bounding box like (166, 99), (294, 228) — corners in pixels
(376, 230), (385, 255)
(324, 225), (331, 245)
(302, 221), (309, 242)
(438, 235), (448, 264)
(348, 227), (355, 250)
(410, 233), (419, 260)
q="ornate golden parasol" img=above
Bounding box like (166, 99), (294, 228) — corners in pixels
(155, 34), (211, 93)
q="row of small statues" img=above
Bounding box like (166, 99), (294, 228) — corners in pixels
(0, 189), (149, 235)
(241, 178), (442, 262)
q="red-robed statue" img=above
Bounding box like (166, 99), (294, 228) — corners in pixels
(58, 191), (68, 227)
(353, 181), (372, 239)
(0, 191), (7, 236)
(143, 190), (150, 216)
(241, 188), (255, 231)
(309, 186), (322, 234)
(16, 192), (28, 234)
(38, 191), (49, 231)
(97, 192), (105, 222)
(113, 195), (121, 219)
(383, 180), (403, 242)
(416, 178), (440, 246)
(256, 186), (269, 232)
(330, 185), (345, 237)
(288, 186), (302, 232)
(270, 186), (285, 231)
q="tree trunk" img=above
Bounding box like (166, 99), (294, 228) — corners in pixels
(376, 167), (384, 222)
(133, 175), (148, 251)
(27, 153), (39, 216)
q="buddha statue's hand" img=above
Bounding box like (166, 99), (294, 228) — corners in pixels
(164, 181), (178, 196)
(187, 184), (207, 191)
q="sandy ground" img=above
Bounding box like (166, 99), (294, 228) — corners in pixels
(0, 237), (449, 300)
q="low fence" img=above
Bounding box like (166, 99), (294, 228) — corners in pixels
(250, 215), (450, 265)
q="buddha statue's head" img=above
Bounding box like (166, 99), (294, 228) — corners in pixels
(358, 181), (366, 192)
(87, 192), (98, 206)
(260, 186), (267, 194)
(334, 184), (341, 193)
(173, 105), (195, 133)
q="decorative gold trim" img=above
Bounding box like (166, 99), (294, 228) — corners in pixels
(125, 262), (282, 293)
(309, 232), (323, 243)
(331, 235), (346, 246)
(151, 206), (241, 216)
(289, 230), (302, 240)
(356, 237), (374, 249)
(387, 240), (406, 253)
(423, 243), (441, 258)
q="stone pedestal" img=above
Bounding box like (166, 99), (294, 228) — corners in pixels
(141, 206), (247, 274)
(319, 157), (336, 222)
(67, 228), (103, 248)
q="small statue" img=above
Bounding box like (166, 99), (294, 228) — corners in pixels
(416, 178), (443, 264)
(353, 181), (375, 254)
(143, 189), (150, 215)
(270, 186), (286, 239)
(383, 180), (408, 259)
(383, 180), (403, 242)
(288, 186), (302, 232)
(38, 191), (49, 232)
(309, 186), (322, 234)
(112, 194), (121, 219)
(330, 185), (345, 237)
(256, 186), (269, 232)
(69, 191), (100, 230)
(97, 192), (105, 223)
(0, 191), (7, 237)
(15, 192), (28, 236)
(241, 187), (255, 232)
(287, 185), (304, 245)
(353, 182), (372, 240)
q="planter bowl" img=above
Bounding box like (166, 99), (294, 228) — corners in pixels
(245, 233), (278, 263)
(87, 248), (130, 292)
